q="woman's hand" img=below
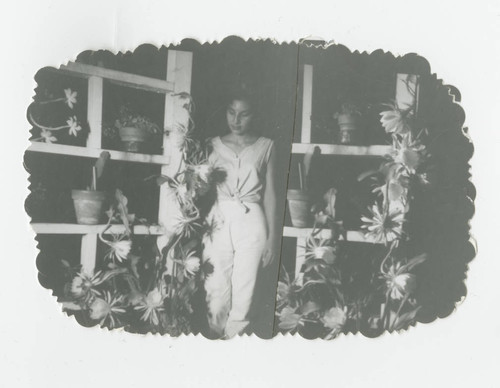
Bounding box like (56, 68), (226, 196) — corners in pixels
(262, 238), (278, 267)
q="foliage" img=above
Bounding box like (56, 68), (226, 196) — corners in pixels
(28, 88), (84, 143)
(334, 102), (362, 118)
(276, 98), (431, 339)
(60, 94), (217, 335)
(114, 105), (162, 135)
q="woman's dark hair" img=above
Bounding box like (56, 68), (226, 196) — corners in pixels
(226, 82), (258, 112)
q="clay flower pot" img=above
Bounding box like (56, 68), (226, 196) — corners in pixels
(287, 189), (311, 228)
(119, 127), (149, 152)
(337, 113), (361, 145)
(71, 190), (107, 225)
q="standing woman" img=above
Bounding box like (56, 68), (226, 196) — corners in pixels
(203, 88), (278, 338)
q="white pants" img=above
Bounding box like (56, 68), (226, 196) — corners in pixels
(203, 200), (267, 338)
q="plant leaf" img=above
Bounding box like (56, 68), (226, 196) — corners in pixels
(114, 189), (131, 236)
(95, 151), (110, 180)
(300, 301), (320, 316)
(358, 169), (379, 182)
(392, 306), (421, 330)
(399, 253), (427, 273)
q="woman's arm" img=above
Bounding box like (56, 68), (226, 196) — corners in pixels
(262, 143), (279, 267)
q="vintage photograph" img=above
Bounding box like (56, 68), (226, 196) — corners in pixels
(26, 38), (298, 339)
(275, 44), (475, 338)
(25, 38), (474, 340)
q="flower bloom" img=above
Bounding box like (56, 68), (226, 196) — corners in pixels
(321, 306), (347, 330)
(361, 204), (404, 245)
(108, 240), (132, 262)
(64, 88), (78, 109)
(313, 246), (336, 265)
(70, 276), (86, 298)
(41, 129), (57, 143)
(380, 108), (411, 135)
(67, 116), (82, 136)
(390, 131), (426, 174)
(89, 292), (126, 328)
(184, 253), (201, 277)
(385, 267), (417, 300)
(192, 164), (213, 183)
(278, 306), (302, 331)
(134, 287), (165, 326)
(89, 297), (111, 320)
(305, 237), (336, 264)
(127, 290), (145, 306)
(100, 233), (132, 263)
(70, 272), (103, 301)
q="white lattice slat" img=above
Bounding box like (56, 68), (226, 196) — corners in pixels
(157, 50), (193, 263)
(300, 64), (313, 143)
(80, 234), (98, 275)
(28, 142), (171, 165)
(283, 226), (380, 244)
(86, 76), (103, 149)
(31, 223), (165, 235)
(57, 62), (175, 94)
(292, 143), (391, 156)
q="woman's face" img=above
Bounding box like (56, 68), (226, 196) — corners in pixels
(226, 99), (253, 136)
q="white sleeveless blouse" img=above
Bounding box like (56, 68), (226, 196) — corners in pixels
(208, 136), (274, 207)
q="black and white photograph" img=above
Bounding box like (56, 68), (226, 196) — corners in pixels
(274, 44), (475, 339)
(26, 38), (299, 338)
(3, 1), (499, 386)
(25, 38), (474, 341)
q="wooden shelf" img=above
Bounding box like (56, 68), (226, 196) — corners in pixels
(283, 226), (381, 244)
(27, 142), (170, 165)
(292, 143), (391, 156)
(31, 223), (165, 235)
(54, 62), (175, 94)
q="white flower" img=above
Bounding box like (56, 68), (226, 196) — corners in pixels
(134, 287), (165, 326)
(110, 240), (132, 262)
(70, 276), (85, 298)
(380, 108), (411, 135)
(41, 129), (57, 143)
(89, 292), (126, 328)
(321, 306), (347, 330)
(193, 164), (213, 183)
(67, 116), (81, 136)
(304, 237), (337, 266)
(64, 88), (78, 109)
(390, 132), (426, 174)
(100, 233), (132, 263)
(386, 270), (417, 300)
(184, 253), (201, 277)
(313, 246), (336, 265)
(361, 204), (405, 245)
(89, 297), (111, 320)
(70, 272), (102, 300)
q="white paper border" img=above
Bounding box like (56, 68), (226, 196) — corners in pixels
(3, 1), (498, 386)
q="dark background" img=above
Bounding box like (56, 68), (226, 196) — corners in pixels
(26, 39), (474, 338)
(27, 37), (299, 338)
(279, 44), (475, 335)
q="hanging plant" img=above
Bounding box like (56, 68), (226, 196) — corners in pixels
(28, 88), (86, 143)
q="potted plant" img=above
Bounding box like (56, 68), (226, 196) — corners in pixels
(71, 151), (110, 224)
(334, 102), (363, 145)
(114, 106), (162, 152)
(287, 147), (320, 227)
